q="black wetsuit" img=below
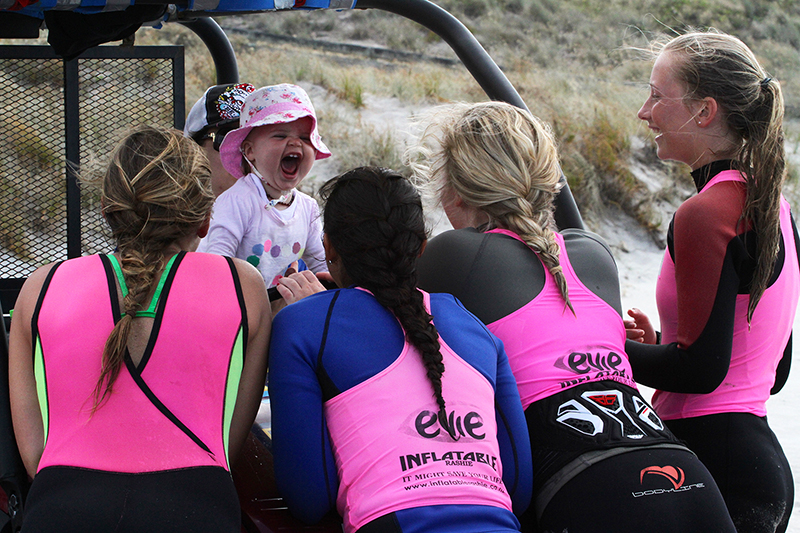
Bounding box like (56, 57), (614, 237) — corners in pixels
(418, 227), (735, 533)
(625, 161), (799, 533)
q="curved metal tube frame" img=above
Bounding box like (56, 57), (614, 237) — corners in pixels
(178, 17), (239, 85)
(356, 0), (584, 229)
(0, 2), (584, 530)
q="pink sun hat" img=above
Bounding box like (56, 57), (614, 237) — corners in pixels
(219, 83), (332, 179)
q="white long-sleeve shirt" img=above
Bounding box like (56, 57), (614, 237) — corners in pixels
(199, 173), (327, 287)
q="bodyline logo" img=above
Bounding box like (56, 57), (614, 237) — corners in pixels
(640, 465), (684, 489)
(632, 483), (705, 498)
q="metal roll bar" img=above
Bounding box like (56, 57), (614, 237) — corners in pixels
(355, 0), (584, 230)
(178, 16), (239, 84)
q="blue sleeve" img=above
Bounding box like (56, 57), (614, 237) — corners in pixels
(269, 294), (339, 523)
(272, 291), (533, 522)
(494, 341), (533, 515)
(431, 294), (532, 515)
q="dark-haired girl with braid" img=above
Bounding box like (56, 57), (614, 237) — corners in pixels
(269, 166), (532, 533)
(626, 30), (799, 533)
(411, 101), (735, 533)
(9, 125), (271, 532)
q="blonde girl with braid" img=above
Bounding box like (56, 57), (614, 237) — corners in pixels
(626, 30), (799, 533)
(10, 125), (271, 532)
(269, 166), (533, 533)
(412, 101), (735, 533)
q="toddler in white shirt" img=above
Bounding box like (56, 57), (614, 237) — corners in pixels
(199, 84), (331, 288)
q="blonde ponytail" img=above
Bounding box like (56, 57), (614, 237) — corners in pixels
(86, 125), (214, 407)
(408, 101), (573, 311)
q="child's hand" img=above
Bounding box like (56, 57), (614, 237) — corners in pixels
(624, 308), (657, 345)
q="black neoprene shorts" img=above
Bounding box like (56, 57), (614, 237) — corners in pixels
(22, 465), (240, 533)
(533, 447), (736, 533)
(667, 412), (794, 533)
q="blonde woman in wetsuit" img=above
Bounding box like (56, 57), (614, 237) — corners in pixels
(627, 30), (799, 533)
(411, 101), (735, 533)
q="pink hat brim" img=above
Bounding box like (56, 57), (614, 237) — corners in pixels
(219, 109), (331, 179)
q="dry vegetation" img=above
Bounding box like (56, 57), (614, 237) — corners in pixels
(139, 0), (800, 238)
(9, 0), (800, 241)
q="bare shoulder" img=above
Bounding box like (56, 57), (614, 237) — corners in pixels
(230, 257), (265, 288)
(13, 262), (59, 316)
(230, 258), (270, 309)
(24, 261), (59, 287)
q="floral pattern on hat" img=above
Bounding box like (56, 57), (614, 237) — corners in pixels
(184, 83), (256, 140)
(219, 83), (331, 179)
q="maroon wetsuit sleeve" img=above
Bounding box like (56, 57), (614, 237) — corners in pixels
(673, 182), (746, 348)
(627, 181), (747, 393)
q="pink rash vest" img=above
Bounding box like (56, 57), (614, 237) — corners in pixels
(485, 229), (637, 409)
(653, 170), (800, 419)
(323, 290), (512, 533)
(32, 252), (247, 474)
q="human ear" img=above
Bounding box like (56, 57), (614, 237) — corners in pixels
(322, 235), (339, 266)
(322, 234), (350, 287)
(322, 234), (339, 264)
(197, 216), (211, 238)
(443, 185), (466, 208)
(694, 97), (719, 127)
(241, 139), (255, 161)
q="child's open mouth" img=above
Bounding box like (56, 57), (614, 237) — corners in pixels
(281, 154), (300, 177)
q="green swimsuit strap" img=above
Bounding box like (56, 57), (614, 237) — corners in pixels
(107, 254), (179, 318)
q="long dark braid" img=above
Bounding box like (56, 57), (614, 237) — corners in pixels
(319, 166), (455, 439)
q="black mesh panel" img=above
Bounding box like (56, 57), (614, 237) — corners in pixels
(0, 54), (65, 279)
(78, 56), (178, 257)
(0, 45), (183, 285)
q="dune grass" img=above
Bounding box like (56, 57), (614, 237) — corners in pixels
(8, 1), (800, 232)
